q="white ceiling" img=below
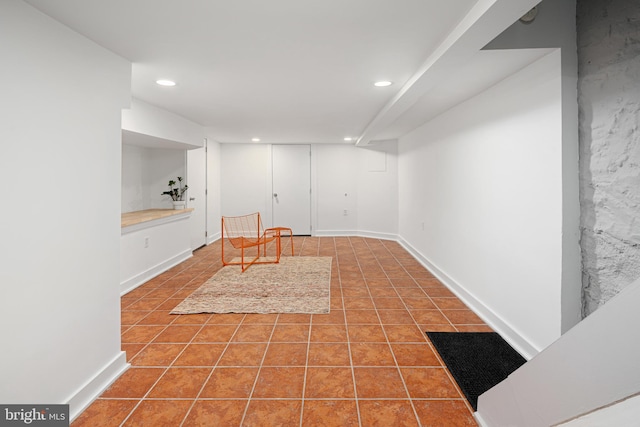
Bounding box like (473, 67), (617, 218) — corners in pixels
(25, 0), (543, 145)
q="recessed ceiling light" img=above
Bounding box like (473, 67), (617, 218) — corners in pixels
(344, 137), (353, 142)
(156, 79), (176, 87)
(374, 81), (392, 87)
(251, 138), (261, 142)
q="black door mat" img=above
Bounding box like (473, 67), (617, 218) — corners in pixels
(426, 331), (526, 410)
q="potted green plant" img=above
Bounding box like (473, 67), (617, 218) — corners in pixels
(161, 177), (189, 210)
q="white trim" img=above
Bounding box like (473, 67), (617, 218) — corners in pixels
(207, 232), (221, 245)
(314, 229), (359, 237)
(120, 249), (192, 295)
(313, 230), (398, 241)
(66, 352), (129, 422)
(354, 230), (398, 241)
(474, 412), (489, 427)
(397, 236), (538, 360)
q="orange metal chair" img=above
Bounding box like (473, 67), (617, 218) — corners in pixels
(221, 212), (294, 272)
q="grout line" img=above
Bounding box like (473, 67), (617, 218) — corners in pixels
(178, 315), (247, 427)
(378, 240), (475, 416)
(360, 238), (422, 426)
(299, 235), (313, 426)
(344, 237), (364, 427)
(237, 310), (279, 425)
(299, 314), (314, 427)
(118, 326), (201, 425)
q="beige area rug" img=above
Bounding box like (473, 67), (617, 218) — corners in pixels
(171, 256), (332, 314)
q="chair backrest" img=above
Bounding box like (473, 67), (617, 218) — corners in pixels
(222, 212), (264, 242)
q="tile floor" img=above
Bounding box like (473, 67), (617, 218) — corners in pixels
(73, 236), (491, 426)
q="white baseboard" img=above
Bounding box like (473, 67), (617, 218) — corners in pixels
(120, 249), (193, 295)
(67, 351), (129, 422)
(313, 230), (398, 241)
(314, 229), (359, 237)
(354, 230), (399, 241)
(207, 232), (221, 245)
(474, 412), (490, 427)
(397, 237), (538, 360)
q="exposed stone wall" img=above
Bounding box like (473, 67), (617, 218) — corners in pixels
(577, 0), (640, 316)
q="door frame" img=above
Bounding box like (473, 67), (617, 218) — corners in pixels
(269, 144), (313, 235)
(186, 142), (207, 250)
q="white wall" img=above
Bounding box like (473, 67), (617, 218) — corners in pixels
(485, 0), (581, 336)
(121, 213), (193, 294)
(220, 143), (272, 219)
(314, 144), (359, 234)
(121, 144), (146, 212)
(398, 50), (564, 356)
(0, 0), (130, 419)
(121, 145), (186, 212)
(357, 142), (399, 239)
(122, 98), (204, 149)
(219, 143), (398, 238)
(147, 149), (187, 209)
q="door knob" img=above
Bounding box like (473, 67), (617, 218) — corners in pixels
(273, 193), (278, 197)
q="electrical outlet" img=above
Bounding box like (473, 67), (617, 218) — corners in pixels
(144, 237), (149, 248)
(421, 222), (425, 230)
(343, 209), (348, 216)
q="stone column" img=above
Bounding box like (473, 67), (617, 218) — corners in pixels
(577, 0), (640, 315)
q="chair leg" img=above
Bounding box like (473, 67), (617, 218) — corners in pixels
(289, 234), (294, 256)
(282, 229), (293, 256)
(221, 238), (231, 266)
(275, 235), (282, 263)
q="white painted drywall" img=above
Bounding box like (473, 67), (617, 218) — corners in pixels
(357, 142), (399, 239)
(220, 144), (272, 218)
(121, 213), (193, 294)
(121, 145), (186, 212)
(398, 50), (564, 355)
(314, 144), (359, 234)
(122, 98), (204, 149)
(219, 143), (399, 238)
(0, 0), (130, 418)
(477, 276), (640, 426)
(485, 0), (581, 336)
(121, 144), (147, 212)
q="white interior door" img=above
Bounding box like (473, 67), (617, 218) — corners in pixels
(187, 145), (207, 250)
(272, 144), (311, 235)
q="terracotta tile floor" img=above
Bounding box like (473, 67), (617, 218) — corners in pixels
(73, 237), (489, 426)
